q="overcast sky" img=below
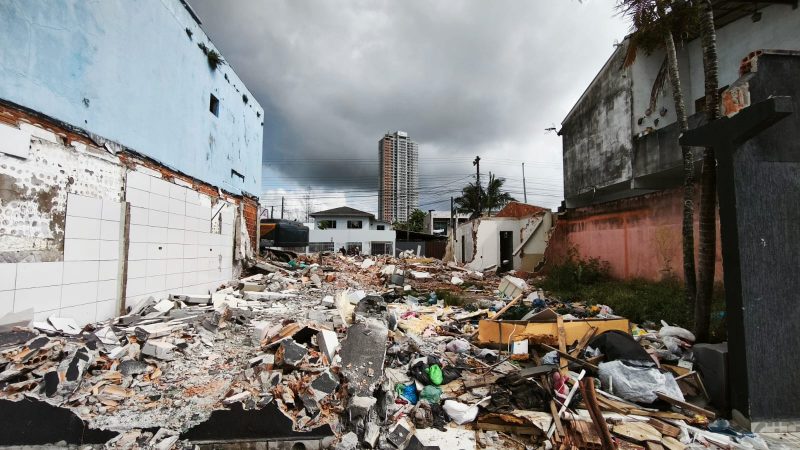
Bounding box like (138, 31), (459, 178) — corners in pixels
(190, 0), (629, 219)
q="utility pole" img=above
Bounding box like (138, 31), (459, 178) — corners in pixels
(522, 162), (528, 204)
(304, 186), (311, 223)
(270, 205), (274, 219)
(280, 196), (284, 219)
(450, 195), (455, 236)
(451, 196), (456, 263)
(473, 156), (481, 217)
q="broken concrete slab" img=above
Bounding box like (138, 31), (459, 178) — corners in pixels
(340, 319), (388, 397)
(275, 338), (307, 368)
(118, 359), (149, 377)
(317, 329), (339, 362)
(142, 340), (176, 360)
(310, 370), (339, 400)
(0, 308), (34, 332)
(336, 431), (359, 450)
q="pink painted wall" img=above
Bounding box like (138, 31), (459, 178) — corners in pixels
(546, 188), (723, 282)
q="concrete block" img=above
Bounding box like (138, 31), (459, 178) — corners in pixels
(100, 220), (120, 241)
(317, 329), (339, 363)
(142, 340), (176, 360)
(276, 339), (307, 368)
(310, 370), (339, 401)
(252, 320), (272, 345)
(126, 171), (152, 192)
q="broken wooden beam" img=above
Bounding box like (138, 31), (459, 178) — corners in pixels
(655, 392), (716, 419)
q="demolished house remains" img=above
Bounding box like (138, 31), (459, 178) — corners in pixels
(0, 252), (775, 448)
(1, 0), (798, 449)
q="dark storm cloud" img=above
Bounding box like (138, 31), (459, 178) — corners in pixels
(189, 0), (628, 203)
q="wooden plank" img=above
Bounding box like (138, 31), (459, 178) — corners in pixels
(541, 344), (600, 372)
(477, 421), (540, 435)
(655, 392), (716, 419)
(646, 418), (681, 439)
(550, 399), (565, 437)
(661, 436), (686, 450)
(557, 315), (568, 375)
(493, 294), (523, 319)
(517, 364), (557, 378)
(646, 443), (665, 450)
(579, 377), (615, 450)
(569, 326), (597, 357)
(612, 422), (662, 443)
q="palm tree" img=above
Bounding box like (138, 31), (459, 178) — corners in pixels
(455, 174), (516, 219)
(618, 0), (698, 307)
(484, 173), (516, 215)
(694, 0), (721, 341)
(454, 182), (482, 219)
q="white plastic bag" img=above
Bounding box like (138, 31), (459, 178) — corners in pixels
(659, 320), (696, 342)
(443, 397), (489, 425)
(445, 338), (470, 354)
(598, 360), (684, 404)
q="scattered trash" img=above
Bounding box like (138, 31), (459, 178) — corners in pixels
(0, 251), (739, 447)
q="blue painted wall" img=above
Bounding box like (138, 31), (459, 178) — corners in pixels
(0, 0), (263, 195)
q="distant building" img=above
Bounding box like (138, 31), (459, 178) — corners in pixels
(378, 131), (419, 223)
(0, 0), (263, 324)
(308, 207), (395, 255)
(423, 211), (471, 236)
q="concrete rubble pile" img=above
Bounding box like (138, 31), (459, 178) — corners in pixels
(0, 252), (768, 449)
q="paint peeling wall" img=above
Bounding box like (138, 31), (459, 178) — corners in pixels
(0, 121), (124, 263)
(0, 102), (256, 325)
(0, 0), (264, 195)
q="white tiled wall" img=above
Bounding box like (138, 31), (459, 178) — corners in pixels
(123, 171), (235, 309)
(0, 173), (238, 326)
(1, 193), (124, 324)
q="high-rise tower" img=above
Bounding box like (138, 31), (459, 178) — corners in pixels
(378, 131), (418, 223)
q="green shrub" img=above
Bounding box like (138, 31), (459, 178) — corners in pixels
(538, 251), (726, 342)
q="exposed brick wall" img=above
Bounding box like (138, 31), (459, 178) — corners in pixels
(1, 101), (261, 251)
(241, 196), (259, 252)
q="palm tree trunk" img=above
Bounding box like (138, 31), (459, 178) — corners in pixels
(695, 0), (720, 342)
(662, 29), (697, 306)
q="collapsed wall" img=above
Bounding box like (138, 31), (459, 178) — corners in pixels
(0, 101), (259, 325)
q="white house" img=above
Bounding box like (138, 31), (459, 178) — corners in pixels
(307, 207), (395, 255)
(455, 202), (553, 272)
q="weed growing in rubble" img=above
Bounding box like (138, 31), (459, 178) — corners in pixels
(435, 289), (465, 307)
(538, 256), (727, 342)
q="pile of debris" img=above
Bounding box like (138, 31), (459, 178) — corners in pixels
(0, 252), (766, 449)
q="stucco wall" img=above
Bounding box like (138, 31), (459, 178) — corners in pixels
(545, 187), (723, 282)
(455, 215), (553, 272)
(562, 4), (799, 201)
(0, 0), (263, 195)
(561, 45), (633, 198)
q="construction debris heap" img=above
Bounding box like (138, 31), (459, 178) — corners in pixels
(0, 253), (763, 449)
